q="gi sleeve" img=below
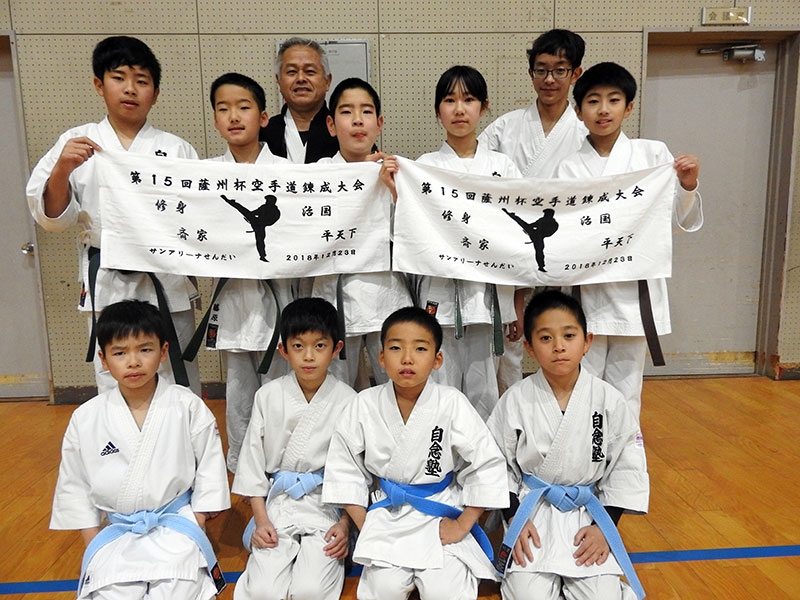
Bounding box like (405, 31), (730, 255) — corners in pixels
(26, 132), (83, 231)
(451, 395), (509, 510)
(595, 400), (649, 514)
(50, 414), (103, 530)
(231, 386), (271, 498)
(189, 398), (231, 513)
(321, 398), (372, 508)
(486, 389), (524, 498)
(658, 143), (703, 232)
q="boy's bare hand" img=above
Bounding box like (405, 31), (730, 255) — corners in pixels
(193, 511), (208, 530)
(377, 153), (399, 201)
(511, 520), (541, 567)
(439, 516), (470, 545)
(673, 153), (699, 191)
(250, 519), (279, 549)
(323, 518), (350, 559)
(573, 524), (610, 566)
(506, 319), (523, 342)
(56, 137), (103, 173)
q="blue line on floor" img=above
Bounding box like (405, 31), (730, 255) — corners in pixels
(3, 545), (798, 595)
(629, 544), (800, 563)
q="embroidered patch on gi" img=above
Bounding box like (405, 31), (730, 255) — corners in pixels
(635, 432), (645, 448)
(425, 301), (439, 317)
(205, 323), (219, 349)
(100, 441), (119, 456)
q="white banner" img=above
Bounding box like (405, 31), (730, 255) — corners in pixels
(393, 157), (676, 287)
(98, 151), (391, 279)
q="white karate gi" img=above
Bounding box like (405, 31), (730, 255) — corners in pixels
(478, 102), (588, 179)
(309, 152), (413, 388)
(51, 378), (230, 598)
(486, 369), (649, 600)
(27, 118), (201, 393)
(414, 142), (519, 419)
(556, 133), (704, 419)
(232, 373), (356, 600)
(206, 145), (292, 472)
(322, 380), (509, 600)
(479, 102), (588, 392)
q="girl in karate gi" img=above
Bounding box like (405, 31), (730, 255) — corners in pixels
(404, 65), (524, 420)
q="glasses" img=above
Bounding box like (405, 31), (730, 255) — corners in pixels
(530, 67), (573, 80)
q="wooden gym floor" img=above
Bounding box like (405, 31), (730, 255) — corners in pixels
(1, 375), (799, 599)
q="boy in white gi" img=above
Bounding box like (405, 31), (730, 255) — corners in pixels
(51, 300), (230, 599)
(232, 297), (355, 600)
(309, 77), (413, 388)
(556, 62), (703, 421)
(487, 290), (649, 600)
(478, 29), (588, 395)
(197, 72), (291, 473)
(323, 306), (509, 600)
(26, 36), (201, 395)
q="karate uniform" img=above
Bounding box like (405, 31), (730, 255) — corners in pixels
(479, 102), (588, 391)
(478, 102), (588, 179)
(260, 103), (339, 164)
(232, 373), (356, 600)
(51, 378), (230, 598)
(414, 142), (519, 419)
(206, 145), (292, 473)
(27, 117), (201, 394)
(486, 369), (649, 600)
(322, 380), (509, 600)
(309, 152), (413, 388)
(556, 133), (704, 419)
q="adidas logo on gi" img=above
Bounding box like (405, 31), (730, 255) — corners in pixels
(100, 441), (119, 456)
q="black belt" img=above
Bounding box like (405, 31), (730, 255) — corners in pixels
(183, 278), (282, 375)
(571, 281), (665, 367)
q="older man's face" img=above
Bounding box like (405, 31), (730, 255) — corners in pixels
(277, 45), (332, 115)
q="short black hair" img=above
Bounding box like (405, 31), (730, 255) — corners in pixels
(96, 300), (166, 352)
(523, 290), (588, 343)
(328, 77), (381, 116)
(573, 61), (637, 107)
(527, 29), (586, 70)
(434, 65), (489, 115)
(380, 307), (443, 352)
(210, 72), (267, 112)
(92, 36), (161, 89)
(280, 297), (341, 346)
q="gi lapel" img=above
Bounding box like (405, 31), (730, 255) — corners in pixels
(280, 374), (335, 470)
(114, 378), (169, 513)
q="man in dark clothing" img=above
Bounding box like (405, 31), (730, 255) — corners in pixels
(260, 37), (339, 163)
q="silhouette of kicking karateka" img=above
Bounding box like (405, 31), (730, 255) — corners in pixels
(503, 207), (559, 272)
(222, 194), (281, 262)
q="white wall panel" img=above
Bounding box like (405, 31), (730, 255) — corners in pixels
(197, 0), (378, 34)
(9, 0), (198, 34)
(380, 0), (552, 32)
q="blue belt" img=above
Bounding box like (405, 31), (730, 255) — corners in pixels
(242, 469), (324, 550)
(368, 471), (494, 561)
(80, 489), (225, 595)
(495, 474), (644, 599)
